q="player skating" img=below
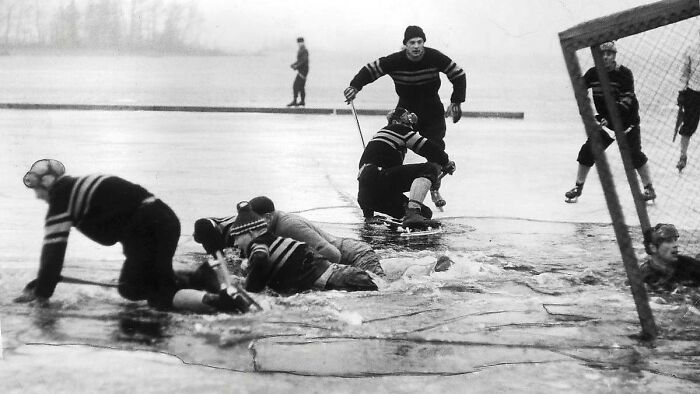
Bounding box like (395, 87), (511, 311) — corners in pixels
(675, 30), (700, 172)
(564, 41), (656, 203)
(343, 25), (466, 149)
(357, 108), (455, 231)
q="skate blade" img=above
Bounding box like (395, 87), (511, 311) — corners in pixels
(400, 227), (444, 237)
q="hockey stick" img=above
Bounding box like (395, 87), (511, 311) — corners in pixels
(61, 275), (119, 288)
(349, 100), (366, 148)
(211, 251), (263, 312)
(430, 172), (448, 211)
(673, 105), (684, 142)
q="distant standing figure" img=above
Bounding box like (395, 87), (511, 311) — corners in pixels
(287, 36), (309, 107)
(676, 31), (700, 172)
(343, 25), (466, 149)
(564, 41), (655, 203)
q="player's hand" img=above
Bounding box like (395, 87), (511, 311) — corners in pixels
(344, 86), (358, 103)
(442, 161), (456, 175)
(678, 90), (686, 107)
(445, 103), (462, 123)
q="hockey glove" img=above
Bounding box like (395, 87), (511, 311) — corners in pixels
(442, 161), (456, 175)
(344, 86), (358, 103)
(445, 103), (462, 123)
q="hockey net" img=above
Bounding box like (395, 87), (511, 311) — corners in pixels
(560, 0), (700, 254)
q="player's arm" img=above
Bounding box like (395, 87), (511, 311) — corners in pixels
(244, 243), (273, 293)
(617, 67), (637, 115)
(438, 52), (466, 123)
(282, 215), (341, 264)
(345, 55), (392, 102)
(406, 131), (450, 166)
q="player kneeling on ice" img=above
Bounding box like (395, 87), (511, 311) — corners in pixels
(640, 223), (700, 292)
(14, 159), (253, 314)
(357, 107), (456, 229)
(229, 202), (378, 294)
(193, 196), (384, 277)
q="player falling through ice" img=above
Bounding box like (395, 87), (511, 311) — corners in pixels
(14, 159), (254, 314)
(564, 41), (655, 203)
(357, 107), (456, 229)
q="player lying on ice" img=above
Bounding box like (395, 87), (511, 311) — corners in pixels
(14, 159), (253, 314)
(226, 202), (378, 294)
(357, 107), (456, 229)
(640, 223), (700, 292)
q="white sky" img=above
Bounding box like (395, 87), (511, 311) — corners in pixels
(195, 0), (659, 56)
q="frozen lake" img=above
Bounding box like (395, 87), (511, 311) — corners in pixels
(1, 108), (698, 393)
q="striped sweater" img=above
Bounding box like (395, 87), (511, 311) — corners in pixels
(244, 232), (329, 294)
(35, 175), (152, 297)
(349, 47), (466, 105)
(359, 123), (449, 169)
(583, 64), (640, 127)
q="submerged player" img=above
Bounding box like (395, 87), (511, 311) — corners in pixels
(564, 41), (655, 203)
(14, 159), (252, 314)
(641, 223), (700, 291)
(229, 202), (378, 294)
(357, 107), (456, 229)
(193, 196), (385, 276)
(343, 25), (466, 149)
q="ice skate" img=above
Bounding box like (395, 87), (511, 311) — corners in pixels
(402, 207), (440, 230)
(286, 101), (298, 107)
(676, 154), (687, 173)
(642, 184), (656, 203)
(564, 183), (583, 203)
(297, 101), (305, 107)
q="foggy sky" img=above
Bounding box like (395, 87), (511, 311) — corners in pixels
(195, 0), (659, 56)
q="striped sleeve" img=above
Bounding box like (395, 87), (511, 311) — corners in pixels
(245, 242), (272, 292)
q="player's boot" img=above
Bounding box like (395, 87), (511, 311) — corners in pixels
(402, 207), (440, 229)
(286, 100), (298, 107)
(642, 184), (656, 202)
(208, 286), (253, 313)
(677, 154), (687, 172)
(564, 182), (583, 203)
(297, 101), (305, 107)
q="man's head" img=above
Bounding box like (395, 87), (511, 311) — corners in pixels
(644, 223), (679, 263)
(403, 25), (425, 60)
(249, 195), (276, 224)
(599, 41), (617, 71)
(297, 37), (304, 45)
(387, 107), (418, 128)
(230, 201), (268, 252)
(23, 159), (65, 201)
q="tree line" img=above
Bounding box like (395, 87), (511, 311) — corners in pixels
(0, 0), (214, 54)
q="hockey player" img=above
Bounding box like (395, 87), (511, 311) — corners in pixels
(641, 223), (700, 291)
(358, 107), (456, 229)
(676, 31), (700, 172)
(14, 159), (252, 314)
(229, 202), (378, 294)
(343, 25), (466, 149)
(564, 41), (656, 203)
(193, 196), (385, 276)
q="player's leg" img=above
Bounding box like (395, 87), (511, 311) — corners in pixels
(626, 127), (655, 201)
(678, 89), (700, 171)
(384, 163), (441, 228)
(566, 130), (614, 202)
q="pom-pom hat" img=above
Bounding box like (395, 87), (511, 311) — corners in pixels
(230, 201), (267, 237)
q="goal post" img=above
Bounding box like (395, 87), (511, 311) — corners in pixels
(558, 0), (700, 339)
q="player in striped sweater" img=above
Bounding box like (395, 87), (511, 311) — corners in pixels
(14, 159), (251, 313)
(229, 202), (378, 294)
(358, 108), (456, 229)
(344, 25), (466, 149)
(564, 41), (655, 203)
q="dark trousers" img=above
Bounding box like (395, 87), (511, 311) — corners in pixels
(293, 73), (307, 103)
(680, 88), (700, 137)
(118, 199), (181, 309)
(398, 101), (447, 149)
(358, 162), (440, 219)
(576, 126), (648, 169)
